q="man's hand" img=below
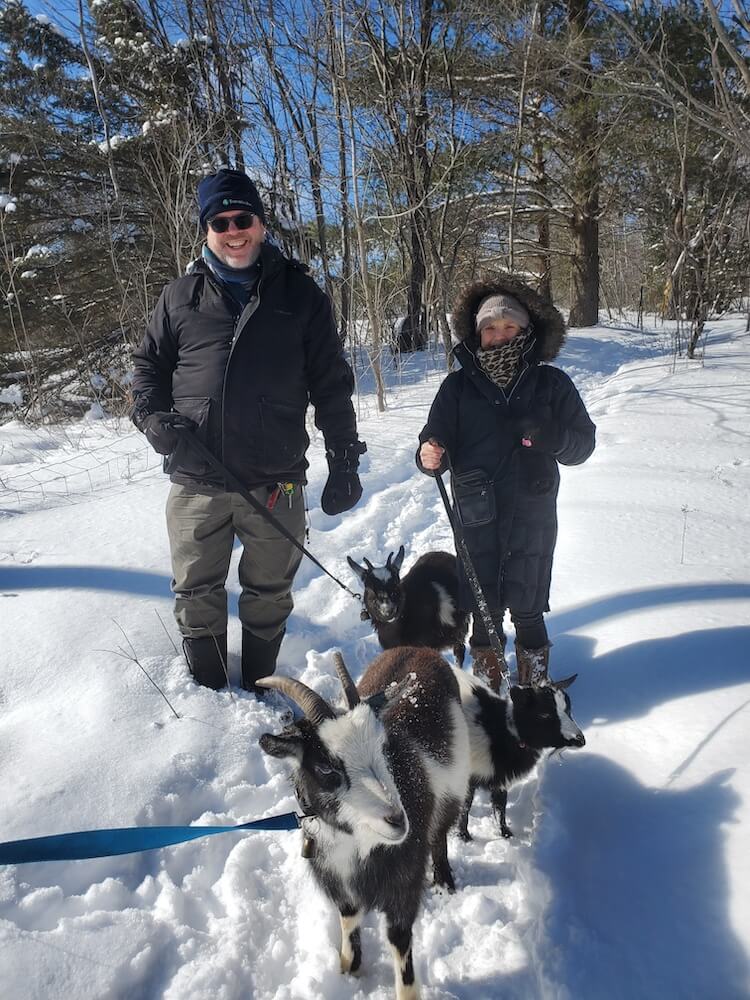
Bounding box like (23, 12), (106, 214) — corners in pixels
(138, 412), (197, 456)
(419, 438), (445, 471)
(321, 440), (366, 515)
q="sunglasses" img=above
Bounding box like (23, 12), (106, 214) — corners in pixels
(207, 212), (256, 233)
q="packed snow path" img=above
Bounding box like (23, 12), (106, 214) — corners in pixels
(1, 319), (749, 999)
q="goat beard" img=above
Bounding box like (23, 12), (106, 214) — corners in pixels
(369, 598), (404, 623)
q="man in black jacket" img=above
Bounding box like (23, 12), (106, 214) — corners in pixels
(132, 168), (365, 691)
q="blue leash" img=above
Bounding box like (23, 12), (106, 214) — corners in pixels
(0, 812), (301, 865)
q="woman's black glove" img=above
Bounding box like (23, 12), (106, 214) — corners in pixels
(321, 440), (366, 515)
(138, 411), (197, 456)
(516, 407), (565, 454)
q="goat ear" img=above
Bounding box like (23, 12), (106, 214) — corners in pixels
(392, 545), (405, 573)
(364, 692), (388, 715)
(347, 555), (367, 581)
(552, 674), (578, 691)
(259, 731), (305, 761)
(379, 673), (419, 717)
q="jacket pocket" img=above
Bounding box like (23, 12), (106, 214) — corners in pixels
(519, 450), (558, 497)
(164, 396), (214, 478)
(260, 397), (309, 471)
(453, 469), (496, 527)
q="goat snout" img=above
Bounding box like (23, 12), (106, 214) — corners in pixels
(375, 600), (399, 622)
(383, 809), (407, 835)
(383, 809), (409, 841)
(568, 731), (586, 747)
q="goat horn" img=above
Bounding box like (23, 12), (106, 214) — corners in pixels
(363, 557), (374, 571)
(333, 652), (360, 709)
(255, 675), (336, 726)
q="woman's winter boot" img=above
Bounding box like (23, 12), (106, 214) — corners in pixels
(183, 634), (228, 690)
(241, 628), (285, 693)
(470, 645), (507, 692)
(515, 643), (551, 686)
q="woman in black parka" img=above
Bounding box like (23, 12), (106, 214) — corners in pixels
(417, 274), (596, 689)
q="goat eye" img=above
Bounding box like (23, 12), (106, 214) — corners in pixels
(315, 762), (337, 780)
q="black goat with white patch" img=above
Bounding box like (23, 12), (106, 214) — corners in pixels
(348, 546), (469, 665)
(452, 669), (585, 840)
(258, 647), (470, 1000)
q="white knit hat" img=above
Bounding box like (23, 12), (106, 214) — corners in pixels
(475, 293), (530, 332)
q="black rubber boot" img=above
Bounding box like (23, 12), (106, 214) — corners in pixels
(183, 634), (228, 690)
(241, 628), (285, 693)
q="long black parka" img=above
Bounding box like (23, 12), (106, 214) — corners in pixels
(131, 242), (357, 491)
(418, 275), (596, 615)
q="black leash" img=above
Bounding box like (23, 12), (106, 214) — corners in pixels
(434, 461), (510, 682)
(178, 430), (361, 602)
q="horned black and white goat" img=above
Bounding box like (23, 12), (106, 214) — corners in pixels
(452, 669), (585, 841)
(347, 546), (469, 665)
(258, 647), (470, 1000)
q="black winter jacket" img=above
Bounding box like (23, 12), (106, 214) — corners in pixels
(131, 242), (358, 490)
(418, 275), (595, 615)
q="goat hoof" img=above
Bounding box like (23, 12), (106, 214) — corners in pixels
(501, 826), (513, 839)
(433, 871), (456, 893)
(340, 955), (362, 976)
(457, 829), (472, 842)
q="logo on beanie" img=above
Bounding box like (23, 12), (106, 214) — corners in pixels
(223, 198), (230, 205)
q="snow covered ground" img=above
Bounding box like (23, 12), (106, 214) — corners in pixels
(1, 317), (749, 1000)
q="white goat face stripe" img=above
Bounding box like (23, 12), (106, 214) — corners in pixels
(553, 689), (583, 741)
(372, 566), (393, 584)
(318, 706), (407, 846)
(505, 696), (521, 741)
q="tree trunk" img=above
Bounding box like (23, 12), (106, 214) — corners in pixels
(569, 205), (599, 326)
(566, 0), (600, 327)
(532, 136), (553, 303)
(399, 219), (428, 352)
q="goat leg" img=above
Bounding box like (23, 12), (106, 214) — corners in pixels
(387, 917), (420, 1000)
(339, 906), (364, 974)
(456, 784), (476, 841)
(491, 786), (513, 839)
(430, 830), (456, 892)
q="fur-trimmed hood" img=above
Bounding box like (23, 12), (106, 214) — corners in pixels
(452, 274), (566, 363)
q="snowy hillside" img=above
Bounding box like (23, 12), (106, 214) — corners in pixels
(1, 318), (749, 1000)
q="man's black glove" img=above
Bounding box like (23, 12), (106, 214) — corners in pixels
(321, 440), (366, 515)
(137, 411), (197, 456)
(515, 406), (565, 454)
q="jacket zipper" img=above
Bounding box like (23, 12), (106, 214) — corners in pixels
(502, 337), (536, 403)
(219, 277), (263, 472)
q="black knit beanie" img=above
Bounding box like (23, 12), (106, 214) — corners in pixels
(197, 169), (266, 229)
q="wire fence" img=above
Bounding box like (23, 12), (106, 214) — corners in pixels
(0, 434), (160, 513)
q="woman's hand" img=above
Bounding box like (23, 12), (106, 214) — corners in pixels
(419, 438), (446, 470)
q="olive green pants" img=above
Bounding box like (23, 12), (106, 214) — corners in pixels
(166, 483), (305, 641)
